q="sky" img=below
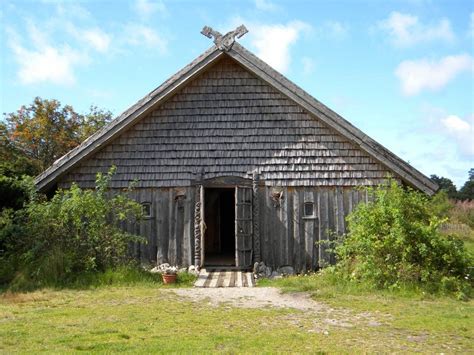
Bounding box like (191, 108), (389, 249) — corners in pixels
(0, 0), (473, 187)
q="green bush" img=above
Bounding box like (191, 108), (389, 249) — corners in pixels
(335, 181), (473, 297)
(0, 175), (33, 210)
(0, 167), (144, 290)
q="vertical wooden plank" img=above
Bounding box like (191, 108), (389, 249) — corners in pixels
(319, 188), (329, 268)
(303, 189), (314, 272)
(175, 193), (184, 266)
(252, 173), (261, 263)
(182, 188), (192, 266)
(280, 187), (288, 265)
(327, 188), (335, 265)
(313, 190), (320, 270)
(235, 186), (253, 268)
(292, 189), (300, 272)
(336, 187), (345, 235)
(156, 189), (169, 264)
(168, 189), (177, 265)
(194, 185), (202, 268)
(298, 189), (305, 273)
(264, 186), (275, 268)
(347, 188), (353, 215)
(150, 189), (157, 263)
(286, 188), (294, 267)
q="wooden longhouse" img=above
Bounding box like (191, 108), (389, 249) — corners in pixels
(35, 26), (437, 272)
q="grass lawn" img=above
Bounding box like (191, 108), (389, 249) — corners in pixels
(0, 276), (473, 353)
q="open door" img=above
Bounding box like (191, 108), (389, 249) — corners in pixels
(235, 186), (253, 268)
(200, 185), (206, 268)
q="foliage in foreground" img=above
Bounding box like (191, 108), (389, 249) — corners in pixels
(334, 181), (473, 298)
(0, 167), (143, 291)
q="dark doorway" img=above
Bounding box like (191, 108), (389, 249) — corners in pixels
(204, 188), (235, 266)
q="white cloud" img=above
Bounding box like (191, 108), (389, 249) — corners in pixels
(378, 11), (455, 47)
(11, 43), (82, 86)
(301, 56), (315, 75)
(324, 21), (348, 39)
(248, 21), (310, 73)
(395, 54), (473, 95)
(82, 29), (111, 53)
(133, 0), (166, 18)
(7, 25), (84, 85)
(255, 0), (278, 11)
(66, 24), (111, 53)
(124, 24), (167, 52)
(440, 114), (474, 156)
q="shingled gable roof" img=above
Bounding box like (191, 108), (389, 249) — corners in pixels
(35, 39), (438, 195)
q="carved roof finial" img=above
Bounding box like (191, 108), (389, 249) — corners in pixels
(201, 25), (248, 51)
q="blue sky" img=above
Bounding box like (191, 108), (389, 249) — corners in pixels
(1, 0), (472, 187)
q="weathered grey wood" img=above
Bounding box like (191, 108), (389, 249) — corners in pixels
(168, 189), (177, 266)
(194, 185), (202, 268)
(313, 190), (320, 270)
(292, 189), (301, 272)
(286, 188), (294, 266)
(303, 190), (314, 272)
(235, 186), (253, 268)
(47, 56), (434, 195)
(156, 189), (169, 263)
(252, 172), (261, 263)
(319, 189), (330, 267)
(280, 187), (289, 265)
(182, 192), (192, 266)
(36, 33), (437, 273)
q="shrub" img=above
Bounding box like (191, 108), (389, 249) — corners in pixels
(0, 167), (144, 290)
(0, 175), (33, 210)
(335, 181), (473, 297)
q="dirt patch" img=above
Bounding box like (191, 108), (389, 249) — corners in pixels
(171, 287), (386, 332)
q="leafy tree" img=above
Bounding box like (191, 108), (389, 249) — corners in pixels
(456, 169), (474, 201)
(78, 105), (113, 141)
(458, 180), (474, 201)
(430, 174), (458, 199)
(335, 181), (472, 297)
(3, 97), (112, 175)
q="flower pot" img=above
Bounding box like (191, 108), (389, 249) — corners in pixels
(162, 273), (177, 284)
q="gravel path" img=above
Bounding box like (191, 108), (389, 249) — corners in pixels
(171, 287), (385, 331)
(174, 287), (326, 311)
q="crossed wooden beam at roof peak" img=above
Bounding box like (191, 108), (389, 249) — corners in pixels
(201, 25), (248, 51)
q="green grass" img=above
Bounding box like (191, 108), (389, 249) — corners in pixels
(0, 274), (473, 353)
(2, 265), (196, 292)
(260, 272), (474, 352)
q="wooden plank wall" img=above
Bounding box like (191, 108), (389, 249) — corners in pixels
(121, 187), (195, 266)
(119, 185), (367, 273)
(259, 186), (368, 273)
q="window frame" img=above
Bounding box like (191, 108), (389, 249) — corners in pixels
(302, 201), (316, 219)
(142, 202), (153, 219)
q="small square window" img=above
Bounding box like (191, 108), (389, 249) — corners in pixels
(304, 202), (314, 217)
(142, 203), (152, 218)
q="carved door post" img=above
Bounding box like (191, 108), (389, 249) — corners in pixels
(252, 172), (261, 263)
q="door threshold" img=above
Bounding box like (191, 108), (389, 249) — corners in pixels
(204, 266), (251, 271)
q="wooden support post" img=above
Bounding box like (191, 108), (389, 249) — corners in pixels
(194, 185), (202, 269)
(252, 172), (261, 263)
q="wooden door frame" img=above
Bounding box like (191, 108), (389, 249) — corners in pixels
(194, 175), (260, 269)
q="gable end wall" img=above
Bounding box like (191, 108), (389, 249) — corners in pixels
(58, 57), (392, 189)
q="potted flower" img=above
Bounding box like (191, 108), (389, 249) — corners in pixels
(162, 266), (178, 284)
